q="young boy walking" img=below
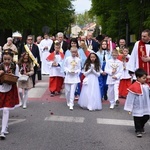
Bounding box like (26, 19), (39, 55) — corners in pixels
(105, 49), (123, 109)
(124, 68), (150, 138)
(63, 47), (81, 110)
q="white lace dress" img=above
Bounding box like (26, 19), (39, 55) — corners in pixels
(78, 64), (102, 111)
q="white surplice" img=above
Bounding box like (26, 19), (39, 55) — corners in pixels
(40, 39), (53, 74)
(47, 54), (64, 77)
(127, 41), (150, 79)
(121, 55), (131, 79)
(124, 83), (150, 117)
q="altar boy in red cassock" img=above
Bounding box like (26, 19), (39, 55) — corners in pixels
(47, 42), (64, 96)
(118, 48), (132, 98)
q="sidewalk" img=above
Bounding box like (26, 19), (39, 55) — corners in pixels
(28, 75), (66, 102)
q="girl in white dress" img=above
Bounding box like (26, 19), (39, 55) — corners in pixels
(78, 53), (102, 111)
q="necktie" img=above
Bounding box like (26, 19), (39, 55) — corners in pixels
(103, 51), (106, 61)
(23, 63), (26, 73)
(29, 44), (32, 51)
(88, 40), (91, 46)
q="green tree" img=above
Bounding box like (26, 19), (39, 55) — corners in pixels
(0, 0), (74, 45)
(74, 11), (95, 27)
(90, 0), (150, 41)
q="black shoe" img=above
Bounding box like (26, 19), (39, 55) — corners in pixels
(0, 133), (6, 140)
(104, 94), (108, 100)
(50, 92), (55, 97)
(136, 132), (142, 138)
(115, 100), (120, 106)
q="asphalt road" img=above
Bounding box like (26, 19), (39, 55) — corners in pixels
(0, 76), (150, 150)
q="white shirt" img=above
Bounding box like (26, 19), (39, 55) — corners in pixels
(105, 58), (123, 84)
(64, 56), (81, 84)
(124, 84), (150, 116)
(120, 54), (131, 79)
(0, 64), (19, 92)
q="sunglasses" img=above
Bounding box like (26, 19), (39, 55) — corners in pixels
(27, 39), (33, 41)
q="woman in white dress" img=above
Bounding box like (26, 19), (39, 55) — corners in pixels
(78, 53), (102, 111)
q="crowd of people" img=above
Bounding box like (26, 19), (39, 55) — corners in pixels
(0, 29), (150, 139)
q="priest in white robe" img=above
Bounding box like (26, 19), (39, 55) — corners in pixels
(40, 33), (53, 75)
(127, 29), (150, 81)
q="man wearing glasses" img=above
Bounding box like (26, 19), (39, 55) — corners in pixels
(22, 35), (41, 87)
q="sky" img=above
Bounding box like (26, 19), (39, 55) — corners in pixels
(72, 0), (92, 14)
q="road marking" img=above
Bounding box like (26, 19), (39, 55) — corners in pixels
(0, 119), (26, 127)
(97, 118), (134, 126)
(28, 82), (48, 98)
(29, 87), (47, 98)
(45, 115), (85, 123)
(35, 82), (49, 87)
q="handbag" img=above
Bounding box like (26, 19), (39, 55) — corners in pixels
(18, 75), (29, 82)
(0, 73), (18, 85)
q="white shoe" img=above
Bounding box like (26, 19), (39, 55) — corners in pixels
(4, 131), (9, 135)
(69, 106), (73, 110)
(0, 133), (6, 140)
(75, 95), (79, 100)
(89, 109), (93, 112)
(4, 127), (9, 135)
(23, 104), (27, 109)
(19, 101), (23, 107)
(67, 103), (70, 107)
(110, 104), (115, 109)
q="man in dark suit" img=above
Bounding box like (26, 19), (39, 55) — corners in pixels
(22, 35), (41, 87)
(50, 32), (68, 54)
(86, 32), (99, 52)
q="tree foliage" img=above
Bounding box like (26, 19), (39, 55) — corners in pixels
(0, 0), (74, 36)
(74, 11), (95, 27)
(90, 0), (150, 40)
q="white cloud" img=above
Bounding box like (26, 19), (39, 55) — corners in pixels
(72, 0), (92, 14)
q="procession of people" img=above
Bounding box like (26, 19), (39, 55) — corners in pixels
(0, 29), (150, 139)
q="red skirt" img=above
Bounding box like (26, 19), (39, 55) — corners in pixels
(0, 84), (20, 109)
